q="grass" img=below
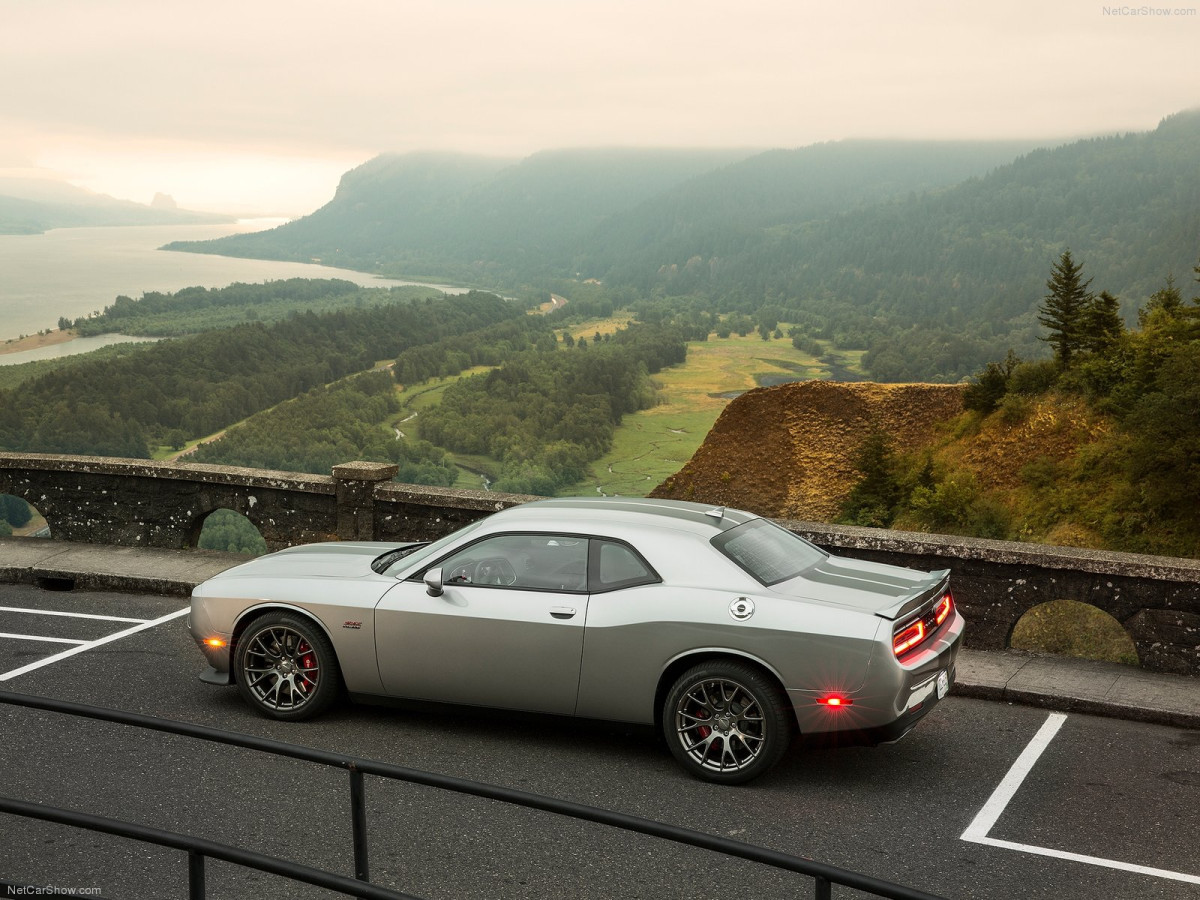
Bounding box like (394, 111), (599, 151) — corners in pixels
(569, 331), (848, 497)
(1010, 599), (1140, 665)
(556, 312), (637, 342)
(395, 366), (491, 413)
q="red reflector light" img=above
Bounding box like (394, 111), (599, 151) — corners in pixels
(892, 619), (926, 657)
(818, 696), (853, 707)
(935, 592), (953, 625)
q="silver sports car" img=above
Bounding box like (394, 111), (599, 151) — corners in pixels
(189, 497), (964, 783)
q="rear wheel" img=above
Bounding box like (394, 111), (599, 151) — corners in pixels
(662, 660), (793, 784)
(234, 612), (339, 720)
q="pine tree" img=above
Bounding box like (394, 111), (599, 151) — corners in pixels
(1038, 250), (1093, 366)
(1078, 290), (1124, 354)
(1138, 274), (1184, 327)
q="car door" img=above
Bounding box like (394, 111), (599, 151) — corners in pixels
(374, 532), (590, 715)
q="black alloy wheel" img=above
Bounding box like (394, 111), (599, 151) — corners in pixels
(662, 660), (793, 784)
(234, 611), (340, 720)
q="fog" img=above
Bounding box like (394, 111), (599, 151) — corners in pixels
(3, 0), (1197, 215)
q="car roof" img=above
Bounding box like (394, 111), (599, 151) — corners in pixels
(494, 496), (760, 537)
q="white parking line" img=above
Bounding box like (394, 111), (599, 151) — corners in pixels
(962, 712), (1200, 886)
(0, 607), (189, 682)
(0, 605), (151, 624)
(0, 633), (88, 645)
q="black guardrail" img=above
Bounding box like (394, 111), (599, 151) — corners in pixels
(0, 690), (948, 900)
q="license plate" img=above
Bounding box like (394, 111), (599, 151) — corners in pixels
(936, 669), (950, 699)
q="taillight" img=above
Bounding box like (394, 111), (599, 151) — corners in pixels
(892, 620), (926, 657)
(893, 590), (954, 659)
(935, 592), (953, 625)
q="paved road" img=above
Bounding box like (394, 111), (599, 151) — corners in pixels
(0, 584), (1197, 900)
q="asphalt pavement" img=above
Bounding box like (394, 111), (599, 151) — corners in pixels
(1, 582), (1198, 900)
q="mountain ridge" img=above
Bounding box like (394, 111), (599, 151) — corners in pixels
(0, 177), (232, 234)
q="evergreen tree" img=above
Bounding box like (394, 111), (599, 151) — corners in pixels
(1078, 290), (1124, 355)
(1138, 274), (1184, 327)
(1038, 250), (1093, 366)
(838, 430), (902, 527)
(963, 350), (1020, 413)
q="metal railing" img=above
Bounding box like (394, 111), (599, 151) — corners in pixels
(0, 690), (948, 900)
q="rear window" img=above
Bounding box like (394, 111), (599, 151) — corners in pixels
(710, 518), (826, 586)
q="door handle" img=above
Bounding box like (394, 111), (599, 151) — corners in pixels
(550, 606), (577, 619)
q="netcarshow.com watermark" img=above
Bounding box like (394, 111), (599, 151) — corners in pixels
(1102, 4), (1197, 14)
(3, 887), (102, 898)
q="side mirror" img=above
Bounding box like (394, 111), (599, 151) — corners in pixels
(423, 567), (444, 597)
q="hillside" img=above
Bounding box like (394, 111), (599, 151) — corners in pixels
(163, 112), (1200, 381)
(576, 139), (1045, 279)
(164, 140), (1044, 285)
(164, 148), (754, 278)
(0, 177), (230, 234)
(651, 381), (967, 520)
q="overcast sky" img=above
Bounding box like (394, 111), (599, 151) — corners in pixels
(3, 0), (1197, 216)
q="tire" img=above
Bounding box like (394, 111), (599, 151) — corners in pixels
(234, 611), (340, 721)
(662, 660), (793, 785)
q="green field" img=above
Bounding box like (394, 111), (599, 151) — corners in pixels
(570, 331), (858, 497)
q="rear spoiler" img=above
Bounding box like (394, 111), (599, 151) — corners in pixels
(873, 569), (951, 622)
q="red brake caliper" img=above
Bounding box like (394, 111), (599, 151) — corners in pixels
(299, 641), (315, 692)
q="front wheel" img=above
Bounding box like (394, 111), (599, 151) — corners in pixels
(662, 661), (793, 784)
(234, 612), (340, 721)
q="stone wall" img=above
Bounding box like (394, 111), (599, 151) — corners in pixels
(0, 452), (533, 552)
(1, 452), (1197, 675)
(783, 520), (1200, 676)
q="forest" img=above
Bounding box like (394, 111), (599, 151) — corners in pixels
(188, 371), (458, 485)
(419, 322), (689, 494)
(838, 254), (1200, 558)
(165, 111), (1200, 382)
(62, 278), (443, 337)
(0, 290), (525, 457)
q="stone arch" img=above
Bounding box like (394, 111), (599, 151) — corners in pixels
(0, 492), (50, 538)
(1009, 598), (1140, 665)
(193, 507), (267, 555)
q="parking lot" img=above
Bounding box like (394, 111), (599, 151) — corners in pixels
(1, 582), (1197, 900)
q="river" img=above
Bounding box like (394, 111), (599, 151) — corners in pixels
(0, 222), (467, 345)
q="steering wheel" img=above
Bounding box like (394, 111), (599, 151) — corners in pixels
(447, 564), (474, 583)
(474, 557), (517, 586)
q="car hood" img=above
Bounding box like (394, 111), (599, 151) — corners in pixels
(207, 542), (397, 581)
(776, 554), (948, 619)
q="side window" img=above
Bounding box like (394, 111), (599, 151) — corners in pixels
(591, 540), (659, 592)
(436, 534), (589, 592)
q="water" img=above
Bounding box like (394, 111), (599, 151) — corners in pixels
(0, 222), (467, 342)
(0, 334), (161, 367)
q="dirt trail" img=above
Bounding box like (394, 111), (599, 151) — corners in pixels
(651, 381), (966, 520)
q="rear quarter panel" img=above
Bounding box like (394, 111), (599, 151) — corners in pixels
(576, 582), (879, 724)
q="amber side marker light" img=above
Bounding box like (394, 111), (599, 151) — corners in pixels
(204, 638), (227, 648)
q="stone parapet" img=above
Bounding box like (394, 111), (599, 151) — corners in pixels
(0, 453), (1196, 675)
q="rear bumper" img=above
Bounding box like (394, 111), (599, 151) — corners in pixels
(788, 608), (964, 739)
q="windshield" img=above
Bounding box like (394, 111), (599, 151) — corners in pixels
(380, 519), (488, 577)
(710, 518), (826, 586)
